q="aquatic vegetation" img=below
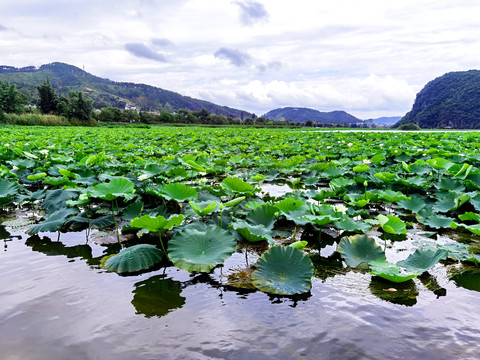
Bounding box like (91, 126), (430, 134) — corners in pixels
(2, 126), (480, 296)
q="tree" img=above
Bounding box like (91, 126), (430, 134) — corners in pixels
(98, 107), (123, 123)
(305, 120), (313, 127)
(0, 81), (27, 114)
(36, 78), (58, 114)
(66, 91), (93, 121)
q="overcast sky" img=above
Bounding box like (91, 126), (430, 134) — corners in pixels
(1, 0), (479, 119)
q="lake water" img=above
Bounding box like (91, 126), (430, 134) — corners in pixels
(1, 230), (480, 360)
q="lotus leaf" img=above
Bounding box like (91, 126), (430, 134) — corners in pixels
(27, 172), (47, 181)
(130, 214), (184, 233)
(0, 179), (19, 199)
(231, 220), (274, 244)
(334, 217), (372, 233)
(369, 259), (420, 283)
(168, 225), (237, 273)
(251, 246), (314, 295)
(189, 200), (219, 217)
(27, 208), (79, 235)
(397, 249), (447, 273)
(104, 244), (164, 274)
(246, 204), (278, 229)
(221, 177), (254, 194)
(160, 183), (198, 202)
(337, 235), (386, 269)
(377, 214), (407, 235)
(397, 196), (426, 213)
(329, 177), (355, 192)
(89, 177), (135, 201)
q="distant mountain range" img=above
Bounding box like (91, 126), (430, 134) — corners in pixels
(365, 116), (402, 125)
(262, 107), (360, 124)
(396, 70), (480, 129)
(0, 62), (252, 119)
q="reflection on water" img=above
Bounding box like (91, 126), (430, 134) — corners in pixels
(2, 231), (480, 359)
(132, 275), (186, 318)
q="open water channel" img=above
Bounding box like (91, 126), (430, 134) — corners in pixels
(1, 225), (480, 360)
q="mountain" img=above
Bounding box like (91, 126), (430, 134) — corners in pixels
(369, 116), (402, 125)
(262, 107), (360, 124)
(0, 62), (252, 118)
(395, 70), (480, 129)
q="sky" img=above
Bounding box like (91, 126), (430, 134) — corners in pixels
(1, 0), (479, 119)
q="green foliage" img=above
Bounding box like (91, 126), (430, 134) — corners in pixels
(0, 81), (27, 114)
(398, 123), (421, 130)
(338, 235), (386, 269)
(103, 244), (164, 274)
(251, 246), (314, 295)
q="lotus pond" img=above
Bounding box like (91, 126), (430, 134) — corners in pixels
(1, 126), (480, 359)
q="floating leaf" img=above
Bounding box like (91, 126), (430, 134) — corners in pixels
(27, 208), (79, 235)
(369, 259), (420, 283)
(397, 249), (447, 273)
(104, 244), (164, 274)
(337, 235), (385, 269)
(231, 220), (274, 244)
(168, 225), (237, 273)
(251, 246), (314, 295)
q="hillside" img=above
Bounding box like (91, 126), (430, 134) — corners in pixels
(0, 62), (252, 118)
(395, 70), (480, 129)
(262, 107), (359, 124)
(370, 116), (401, 125)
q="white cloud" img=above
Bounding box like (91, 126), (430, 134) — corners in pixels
(0, 0), (479, 118)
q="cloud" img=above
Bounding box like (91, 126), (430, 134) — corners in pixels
(233, 0), (268, 25)
(256, 61), (282, 74)
(0, 24), (6, 31)
(214, 47), (251, 66)
(125, 43), (166, 62)
(151, 38), (174, 48)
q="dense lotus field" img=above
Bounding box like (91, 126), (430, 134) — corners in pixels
(1, 126), (480, 296)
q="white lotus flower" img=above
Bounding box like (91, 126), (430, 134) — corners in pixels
(363, 159), (371, 164)
(39, 149), (49, 155)
(137, 174), (149, 181)
(333, 203), (348, 214)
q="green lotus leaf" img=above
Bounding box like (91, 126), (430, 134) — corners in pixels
(168, 225), (237, 273)
(369, 259), (420, 283)
(104, 244), (164, 274)
(427, 158), (454, 170)
(27, 208), (79, 235)
(184, 159), (206, 173)
(43, 188), (80, 212)
(121, 199), (144, 221)
(289, 240), (308, 250)
(435, 178), (466, 192)
(130, 213), (184, 233)
(337, 234), (386, 269)
(370, 153), (385, 164)
(305, 177), (319, 186)
(246, 204), (278, 229)
(377, 214), (407, 235)
(0, 179), (19, 198)
(189, 200), (219, 216)
(320, 167), (345, 178)
(433, 193), (470, 213)
(334, 217), (372, 232)
(231, 220), (274, 244)
(251, 246), (314, 295)
(417, 209), (456, 229)
(131, 275), (186, 318)
(374, 172), (397, 183)
(224, 196), (245, 208)
(251, 174), (266, 182)
(221, 177), (254, 194)
(329, 177), (355, 192)
(470, 195), (480, 211)
(397, 196), (426, 213)
(399, 176), (429, 188)
(27, 172), (47, 181)
(305, 188), (335, 202)
(302, 214), (337, 227)
(376, 189), (409, 202)
(160, 183), (198, 202)
(459, 223), (480, 236)
(58, 168), (78, 179)
(89, 177), (135, 201)
(437, 242), (478, 262)
(245, 200), (265, 210)
(353, 164), (370, 173)
(397, 249), (447, 273)
(458, 212), (480, 222)
(274, 198), (307, 213)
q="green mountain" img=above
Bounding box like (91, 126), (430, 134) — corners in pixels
(262, 107), (360, 124)
(0, 62), (251, 118)
(396, 70), (480, 129)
